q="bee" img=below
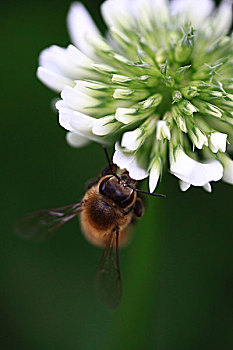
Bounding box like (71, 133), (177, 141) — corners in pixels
(15, 146), (165, 309)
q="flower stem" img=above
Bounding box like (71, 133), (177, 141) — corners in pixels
(109, 196), (165, 349)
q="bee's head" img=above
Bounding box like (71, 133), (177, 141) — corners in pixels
(98, 174), (136, 208)
(99, 146), (166, 202)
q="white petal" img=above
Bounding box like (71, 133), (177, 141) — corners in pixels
(203, 182), (212, 192)
(170, 147), (223, 186)
(149, 170), (159, 193)
(67, 2), (100, 58)
(65, 45), (96, 77)
(137, 0), (170, 29)
(58, 105), (95, 135)
(209, 132), (227, 153)
(57, 102), (107, 145)
(115, 108), (137, 124)
(37, 67), (74, 92)
(113, 143), (148, 180)
(112, 74), (132, 83)
(223, 166), (233, 184)
(50, 98), (60, 112)
(149, 159), (161, 192)
(86, 35), (112, 53)
(101, 0), (137, 30)
(56, 99), (70, 111)
(92, 116), (119, 136)
(176, 115), (187, 133)
(121, 129), (142, 151)
(69, 112), (95, 135)
(179, 181), (191, 191)
(39, 45), (91, 80)
(57, 107), (76, 133)
(39, 45), (68, 74)
(220, 154), (233, 184)
(113, 88), (133, 99)
(170, 0), (214, 27)
(156, 120), (171, 141)
(189, 128), (208, 150)
(66, 132), (90, 147)
(74, 80), (108, 98)
(37, 45), (95, 92)
(211, 0), (233, 38)
(61, 85), (99, 112)
(195, 129), (208, 149)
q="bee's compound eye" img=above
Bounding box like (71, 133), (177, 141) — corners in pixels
(99, 177), (123, 200)
(99, 178), (107, 196)
(99, 177), (135, 208)
(118, 191), (134, 208)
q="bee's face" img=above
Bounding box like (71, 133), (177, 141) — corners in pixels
(98, 175), (136, 208)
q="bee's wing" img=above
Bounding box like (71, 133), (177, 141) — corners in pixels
(14, 202), (83, 241)
(96, 228), (122, 310)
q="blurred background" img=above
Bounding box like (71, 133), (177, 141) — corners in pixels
(1, 0), (232, 349)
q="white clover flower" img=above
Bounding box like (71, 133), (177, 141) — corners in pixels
(113, 142), (148, 180)
(156, 121), (171, 141)
(37, 0), (233, 192)
(149, 157), (162, 193)
(209, 132), (228, 153)
(219, 153), (233, 184)
(171, 146), (223, 189)
(121, 116), (157, 151)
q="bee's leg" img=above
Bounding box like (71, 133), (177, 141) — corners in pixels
(133, 197), (144, 218)
(86, 177), (100, 189)
(130, 198), (144, 226)
(123, 205), (134, 216)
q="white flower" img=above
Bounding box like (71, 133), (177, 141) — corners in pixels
(156, 121), (171, 141)
(219, 153), (233, 184)
(92, 115), (120, 136)
(37, 45), (94, 92)
(189, 128), (208, 150)
(149, 158), (161, 193)
(121, 129), (143, 152)
(170, 146), (223, 187)
(179, 180), (191, 192)
(56, 101), (94, 134)
(170, 0), (214, 27)
(171, 0), (233, 39)
(180, 181), (212, 193)
(67, 2), (100, 58)
(203, 182), (212, 193)
(66, 132), (90, 147)
(113, 143), (148, 180)
(121, 116), (157, 151)
(115, 108), (138, 124)
(37, 0), (233, 193)
(209, 132), (227, 153)
(101, 0), (138, 31)
(195, 129), (208, 149)
(56, 102), (106, 145)
(61, 85), (99, 115)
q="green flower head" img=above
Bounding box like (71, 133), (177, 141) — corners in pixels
(37, 0), (233, 192)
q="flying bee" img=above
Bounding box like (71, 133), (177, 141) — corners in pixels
(14, 146), (166, 309)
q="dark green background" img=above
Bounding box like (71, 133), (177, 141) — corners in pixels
(1, 1), (232, 349)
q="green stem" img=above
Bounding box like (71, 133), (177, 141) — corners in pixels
(109, 196), (165, 349)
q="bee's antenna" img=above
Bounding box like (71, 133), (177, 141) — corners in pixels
(102, 145), (112, 168)
(102, 145), (121, 181)
(128, 185), (166, 198)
